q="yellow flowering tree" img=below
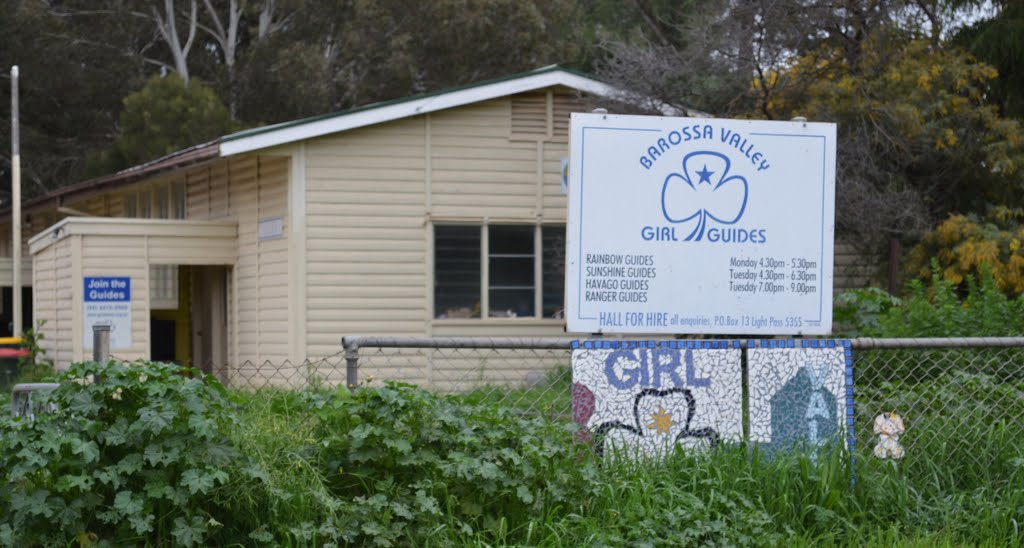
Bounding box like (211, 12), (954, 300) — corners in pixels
(906, 207), (1024, 295)
(759, 31), (1024, 255)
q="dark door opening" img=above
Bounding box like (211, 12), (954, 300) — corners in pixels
(1, 287), (33, 337)
(150, 319), (177, 362)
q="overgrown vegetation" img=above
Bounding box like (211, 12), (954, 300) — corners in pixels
(1, 357), (1022, 545)
(0, 360), (243, 545)
(905, 208), (1024, 296)
(835, 265), (1024, 338)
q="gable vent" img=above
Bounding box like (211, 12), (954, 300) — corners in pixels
(553, 92), (593, 141)
(510, 92), (550, 140)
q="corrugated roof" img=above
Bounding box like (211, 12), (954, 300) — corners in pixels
(0, 140), (220, 220)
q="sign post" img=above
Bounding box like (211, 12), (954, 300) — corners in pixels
(567, 113), (837, 335)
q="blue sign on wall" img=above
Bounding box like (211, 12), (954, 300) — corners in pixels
(83, 276), (133, 350)
(84, 277), (131, 302)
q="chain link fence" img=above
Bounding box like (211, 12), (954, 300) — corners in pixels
(169, 336), (1024, 467)
(339, 337), (1024, 466)
(851, 338), (1024, 473)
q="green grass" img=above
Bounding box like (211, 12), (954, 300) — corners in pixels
(456, 364), (572, 418)
(218, 389), (346, 545)
(209, 379), (1023, 546)
(4, 373), (1022, 546)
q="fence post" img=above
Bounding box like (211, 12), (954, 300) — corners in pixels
(92, 324), (110, 363)
(343, 337), (359, 391)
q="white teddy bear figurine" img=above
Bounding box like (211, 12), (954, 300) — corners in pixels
(873, 412), (905, 459)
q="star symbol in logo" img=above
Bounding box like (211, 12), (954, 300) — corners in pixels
(647, 406), (673, 434)
(695, 164), (715, 185)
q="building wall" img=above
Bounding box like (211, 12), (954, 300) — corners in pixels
(305, 117), (427, 354)
(303, 88), (590, 363)
(31, 234), (72, 368)
(80, 234), (151, 363)
(834, 242), (881, 293)
(181, 156), (290, 365)
(24, 153), (286, 369)
(30, 220), (237, 370)
(31, 231), (150, 368)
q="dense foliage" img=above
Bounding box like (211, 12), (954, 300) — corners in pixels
(85, 74), (237, 177)
(0, 360), (243, 546)
(594, 1), (1024, 257)
(1, 356), (1022, 545)
(836, 266), (1024, 338)
(0, 0), (583, 197)
(905, 208), (1024, 295)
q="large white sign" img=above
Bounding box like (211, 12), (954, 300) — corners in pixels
(83, 276), (132, 350)
(567, 114), (836, 335)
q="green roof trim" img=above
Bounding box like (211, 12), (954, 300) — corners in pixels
(220, 65), (610, 147)
(223, 65), (593, 142)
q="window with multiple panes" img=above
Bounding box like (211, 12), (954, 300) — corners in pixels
(123, 181), (185, 220)
(123, 182), (186, 309)
(434, 224), (565, 319)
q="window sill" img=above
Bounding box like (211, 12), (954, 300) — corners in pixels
(432, 318), (566, 327)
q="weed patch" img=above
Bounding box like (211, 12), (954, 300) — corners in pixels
(1, 366), (1022, 545)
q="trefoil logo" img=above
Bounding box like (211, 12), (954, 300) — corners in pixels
(657, 151), (765, 244)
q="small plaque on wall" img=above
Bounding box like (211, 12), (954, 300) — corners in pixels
(258, 217), (284, 241)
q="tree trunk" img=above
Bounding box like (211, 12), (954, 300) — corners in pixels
(152, 0), (198, 84)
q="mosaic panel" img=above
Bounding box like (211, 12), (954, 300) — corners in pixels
(747, 340), (854, 452)
(572, 340), (743, 458)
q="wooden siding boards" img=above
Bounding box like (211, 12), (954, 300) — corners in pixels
(300, 91), (589, 361)
(29, 220), (237, 370)
(31, 238), (61, 367)
(431, 99), (539, 219)
(299, 90), (597, 360)
(305, 118), (428, 357)
(256, 157), (289, 362)
(25, 153), (288, 372)
(81, 234), (149, 363)
(54, 237), (73, 367)
(834, 242), (880, 293)
(176, 155), (292, 367)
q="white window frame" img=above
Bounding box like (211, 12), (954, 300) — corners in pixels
(434, 222), (564, 320)
(123, 181), (185, 220)
(122, 181), (187, 309)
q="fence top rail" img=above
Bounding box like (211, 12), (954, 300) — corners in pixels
(11, 383), (60, 393)
(848, 336), (1024, 349)
(342, 336), (1024, 353)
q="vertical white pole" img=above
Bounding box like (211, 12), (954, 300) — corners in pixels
(11, 65), (22, 336)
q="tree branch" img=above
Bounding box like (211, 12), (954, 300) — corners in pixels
(181, 0), (198, 59)
(202, 0), (227, 43)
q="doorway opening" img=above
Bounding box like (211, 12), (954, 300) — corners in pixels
(190, 265), (230, 377)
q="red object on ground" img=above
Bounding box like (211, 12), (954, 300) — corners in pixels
(0, 348), (30, 358)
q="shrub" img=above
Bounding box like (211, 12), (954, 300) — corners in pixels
(874, 265), (1024, 338)
(833, 287), (902, 337)
(905, 207), (1024, 296)
(0, 360), (243, 546)
(308, 381), (598, 545)
(14, 321), (55, 384)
